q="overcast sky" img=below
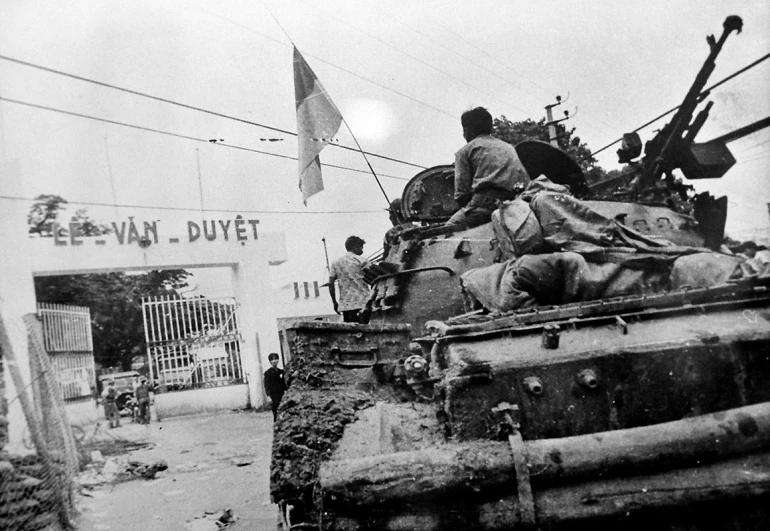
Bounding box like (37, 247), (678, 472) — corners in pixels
(2, 0), (769, 296)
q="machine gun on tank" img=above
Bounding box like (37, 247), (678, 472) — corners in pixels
(598, 16), (770, 248)
(630, 15), (744, 189)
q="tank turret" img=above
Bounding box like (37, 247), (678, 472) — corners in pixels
(270, 16), (770, 530)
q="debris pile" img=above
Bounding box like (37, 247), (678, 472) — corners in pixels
(184, 508), (237, 531)
(123, 459), (168, 479)
(78, 455), (168, 486)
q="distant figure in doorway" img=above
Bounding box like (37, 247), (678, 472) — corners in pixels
(328, 236), (371, 323)
(382, 198), (417, 259)
(264, 353), (287, 421)
(101, 379), (120, 429)
(135, 377), (151, 425)
(445, 106), (529, 230)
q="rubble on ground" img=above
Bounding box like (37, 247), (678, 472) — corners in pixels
(230, 456), (254, 467)
(78, 455), (168, 486)
(184, 508), (237, 530)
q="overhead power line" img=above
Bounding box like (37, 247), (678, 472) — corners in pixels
(189, 2), (458, 122)
(425, 14), (553, 101)
(423, 12), (616, 138)
(363, 4), (536, 116)
(432, 14), (626, 138)
(0, 95), (410, 181)
(583, 52), (770, 162)
(294, 0), (532, 117)
(339, 2), (617, 139)
(0, 194), (386, 215)
(0, 54), (426, 170)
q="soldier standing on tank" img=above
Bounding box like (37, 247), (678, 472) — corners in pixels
(264, 353), (287, 421)
(328, 236), (371, 323)
(445, 107), (530, 229)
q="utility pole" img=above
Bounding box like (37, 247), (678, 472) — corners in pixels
(544, 95), (572, 148)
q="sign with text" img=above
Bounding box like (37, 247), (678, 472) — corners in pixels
(52, 216), (260, 246)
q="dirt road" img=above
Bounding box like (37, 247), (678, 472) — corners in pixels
(76, 410), (276, 531)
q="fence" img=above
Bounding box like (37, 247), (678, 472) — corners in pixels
(0, 313), (79, 531)
(37, 303), (95, 402)
(142, 295), (244, 391)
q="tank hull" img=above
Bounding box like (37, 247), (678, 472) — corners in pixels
(271, 278), (770, 529)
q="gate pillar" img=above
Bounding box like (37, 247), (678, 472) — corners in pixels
(231, 258), (276, 409)
(0, 160), (37, 453)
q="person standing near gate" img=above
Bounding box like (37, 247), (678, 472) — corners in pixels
(328, 236), (370, 323)
(101, 379), (120, 429)
(135, 377), (151, 425)
(264, 353), (287, 421)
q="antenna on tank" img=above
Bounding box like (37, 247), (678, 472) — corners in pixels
(322, 237), (330, 273)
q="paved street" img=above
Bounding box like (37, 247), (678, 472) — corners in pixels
(75, 410), (277, 531)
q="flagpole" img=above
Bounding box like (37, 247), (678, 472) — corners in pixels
(339, 118), (391, 205)
(262, 2), (391, 208)
(261, 2), (297, 47)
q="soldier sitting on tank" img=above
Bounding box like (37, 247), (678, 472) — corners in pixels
(444, 106), (530, 230)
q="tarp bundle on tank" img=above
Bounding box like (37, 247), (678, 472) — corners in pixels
(462, 177), (754, 312)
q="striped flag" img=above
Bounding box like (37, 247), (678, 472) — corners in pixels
(293, 47), (342, 204)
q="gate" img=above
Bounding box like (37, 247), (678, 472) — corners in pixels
(37, 302), (95, 401)
(141, 295), (245, 391)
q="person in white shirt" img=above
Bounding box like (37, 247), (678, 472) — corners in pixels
(328, 236), (370, 323)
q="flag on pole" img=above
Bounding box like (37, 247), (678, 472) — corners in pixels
(293, 47), (342, 204)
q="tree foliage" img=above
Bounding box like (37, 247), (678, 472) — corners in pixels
(28, 194), (112, 237)
(28, 194), (68, 236)
(29, 196), (190, 371)
(492, 116), (608, 184)
(35, 272), (189, 370)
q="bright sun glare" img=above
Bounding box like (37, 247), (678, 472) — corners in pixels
(344, 99), (394, 142)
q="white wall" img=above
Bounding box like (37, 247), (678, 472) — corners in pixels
(65, 398), (100, 427)
(2, 161), (287, 432)
(154, 384), (249, 419)
(1, 160), (38, 454)
(271, 280), (335, 319)
(28, 233), (287, 410)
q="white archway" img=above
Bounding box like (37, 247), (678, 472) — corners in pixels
(2, 160), (286, 451)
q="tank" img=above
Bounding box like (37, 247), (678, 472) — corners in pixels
(270, 16), (770, 530)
